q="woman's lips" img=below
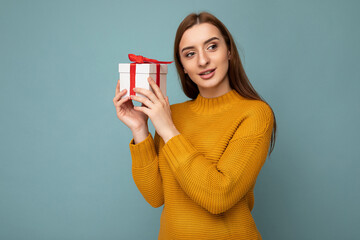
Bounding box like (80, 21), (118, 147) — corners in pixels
(199, 68), (216, 79)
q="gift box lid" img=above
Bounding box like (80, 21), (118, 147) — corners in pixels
(118, 63), (168, 74)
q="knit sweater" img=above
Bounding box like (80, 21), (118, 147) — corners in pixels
(129, 89), (274, 240)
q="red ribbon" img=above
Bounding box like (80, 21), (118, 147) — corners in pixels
(128, 54), (173, 96)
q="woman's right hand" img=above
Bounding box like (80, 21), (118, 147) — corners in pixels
(113, 79), (149, 131)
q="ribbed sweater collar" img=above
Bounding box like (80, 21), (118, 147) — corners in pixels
(189, 89), (245, 114)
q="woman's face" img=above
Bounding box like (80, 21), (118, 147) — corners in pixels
(179, 23), (230, 95)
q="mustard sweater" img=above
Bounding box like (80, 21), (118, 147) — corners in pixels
(129, 89), (274, 240)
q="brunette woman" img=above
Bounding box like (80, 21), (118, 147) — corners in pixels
(113, 11), (277, 240)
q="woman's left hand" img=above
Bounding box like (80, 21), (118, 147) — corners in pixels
(130, 76), (180, 143)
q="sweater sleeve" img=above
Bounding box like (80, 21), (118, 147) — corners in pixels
(161, 104), (274, 215)
(129, 131), (164, 208)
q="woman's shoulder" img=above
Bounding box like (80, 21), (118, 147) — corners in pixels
(230, 99), (274, 136)
(243, 99), (273, 116)
(235, 99), (274, 136)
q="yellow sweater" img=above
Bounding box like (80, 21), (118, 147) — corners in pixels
(129, 89), (274, 240)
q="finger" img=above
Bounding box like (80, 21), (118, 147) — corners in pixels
(133, 87), (160, 105)
(148, 77), (166, 104)
(113, 89), (127, 103)
(115, 80), (120, 95)
(116, 81), (128, 96)
(165, 96), (169, 105)
(115, 95), (130, 112)
(130, 94), (154, 108)
(133, 105), (150, 116)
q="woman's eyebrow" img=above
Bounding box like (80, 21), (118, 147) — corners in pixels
(181, 37), (220, 53)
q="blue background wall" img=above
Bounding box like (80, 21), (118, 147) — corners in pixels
(1, 0), (359, 239)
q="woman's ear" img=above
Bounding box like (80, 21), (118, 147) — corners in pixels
(184, 68), (187, 74)
(228, 51), (231, 59)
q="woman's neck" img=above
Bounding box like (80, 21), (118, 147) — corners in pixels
(197, 77), (232, 98)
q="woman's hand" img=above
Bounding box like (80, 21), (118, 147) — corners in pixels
(130, 77), (180, 143)
(113, 79), (149, 132)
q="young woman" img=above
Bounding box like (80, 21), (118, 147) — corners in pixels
(113, 11), (277, 240)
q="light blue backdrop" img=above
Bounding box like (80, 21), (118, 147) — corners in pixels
(1, 0), (359, 239)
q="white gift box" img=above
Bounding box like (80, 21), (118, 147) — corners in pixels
(118, 63), (168, 99)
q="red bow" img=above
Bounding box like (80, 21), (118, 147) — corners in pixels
(128, 54), (173, 64)
(128, 54), (172, 97)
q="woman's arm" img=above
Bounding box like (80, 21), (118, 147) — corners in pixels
(129, 131), (164, 208)
(161, 104), (274, 215)
(132, 127), (150, 144)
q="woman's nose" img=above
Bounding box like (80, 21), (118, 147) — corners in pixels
(198, 50), (210, 67)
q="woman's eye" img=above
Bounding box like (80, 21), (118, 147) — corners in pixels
(185, 52), (194, 58)
(208, 44), (217, 50)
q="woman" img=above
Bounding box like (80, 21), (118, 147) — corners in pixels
(113, 11), (277, 240)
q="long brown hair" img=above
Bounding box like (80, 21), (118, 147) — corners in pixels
(173, 11), (277, 156)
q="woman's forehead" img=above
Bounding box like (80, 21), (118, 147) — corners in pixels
(179, 23), (223, 47)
